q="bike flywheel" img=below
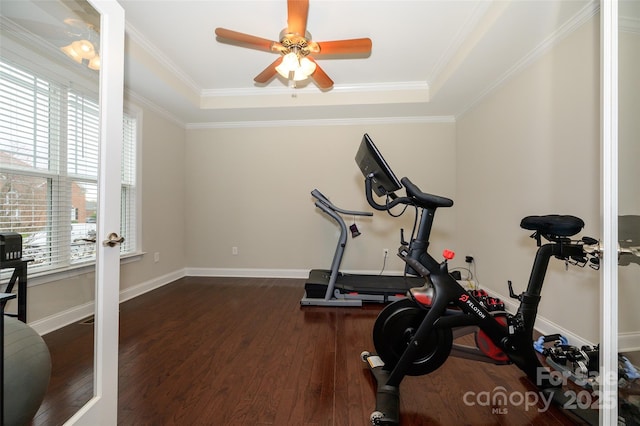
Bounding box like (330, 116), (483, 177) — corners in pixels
(373, 298), (453, 376)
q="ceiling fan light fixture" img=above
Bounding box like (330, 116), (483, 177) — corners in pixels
(61, 39), (100, 70)
(275, 51), (316, 81)
(73, 39), (96, 59)
(297, 57), (316, 79)
(275, 52), (298, 78)
(61, 43), (83, 63)
(88, 54), (101, 71)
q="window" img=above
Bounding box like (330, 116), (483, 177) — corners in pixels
(0, 59), (137, 273)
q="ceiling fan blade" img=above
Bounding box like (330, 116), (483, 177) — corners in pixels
(312, 38), (373, 56)
(215, 28), (281, 52)
(287, 0), (309, 36)
(254, 57), (284, 84)
(307, 58), (333, 89)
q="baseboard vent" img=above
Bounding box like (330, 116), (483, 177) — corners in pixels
(79, 316), (94, 325)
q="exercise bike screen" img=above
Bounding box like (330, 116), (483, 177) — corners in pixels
(355, 133), (402, 197)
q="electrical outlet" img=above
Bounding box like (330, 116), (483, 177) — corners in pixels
(383, 248), (389, 257)
(154, 252), (160, 263)
(232, 246), (238, 255)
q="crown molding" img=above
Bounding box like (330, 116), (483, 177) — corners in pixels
(620, 16), (640, 34)
(125, 22), (201, 94)
(185, 115), (455, 130)
(199, 81), (430, 110)
(428, 1), (493, 84)
(124, 84), (450, 130)
(125, 88), (186, 128)
(200, 80), (428, 98)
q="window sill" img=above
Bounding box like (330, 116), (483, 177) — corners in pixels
(27, 251), (145, 287)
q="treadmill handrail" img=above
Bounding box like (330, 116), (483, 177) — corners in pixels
(311, 189), (373, 217)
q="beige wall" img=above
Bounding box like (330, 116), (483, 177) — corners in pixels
(28, 273), (95, 322)
(184, 122), (457, 274)
(455, 17), (601, 342)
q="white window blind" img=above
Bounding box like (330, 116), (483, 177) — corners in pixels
(120, 114), (137, 254)
(0, 58), (137, 273)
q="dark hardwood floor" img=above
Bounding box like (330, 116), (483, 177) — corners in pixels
(31, 277), (581, 425)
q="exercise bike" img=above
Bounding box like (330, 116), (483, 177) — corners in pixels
(354, 134), (601, 425)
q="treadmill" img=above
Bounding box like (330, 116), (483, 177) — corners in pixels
(301, 190), (423, 307)
(301, 134), (426, 307)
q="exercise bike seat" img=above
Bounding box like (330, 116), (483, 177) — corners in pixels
(401, 177), (454, 209)
(520, 215), (584, 237)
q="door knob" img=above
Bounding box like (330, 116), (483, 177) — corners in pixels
(102, 232), (125, 247)
(583, 241), (640, 259)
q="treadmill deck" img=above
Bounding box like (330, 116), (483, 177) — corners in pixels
(305, 269), (424, 298)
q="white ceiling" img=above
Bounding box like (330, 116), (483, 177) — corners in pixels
(2, 0), (600, 126)
(117, 0), (598, 126)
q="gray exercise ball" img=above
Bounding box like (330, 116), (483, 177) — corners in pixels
(3, 316), (51, 426)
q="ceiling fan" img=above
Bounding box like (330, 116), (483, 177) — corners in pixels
(214, 0), (372, 89)
(5, 15), (101, 70)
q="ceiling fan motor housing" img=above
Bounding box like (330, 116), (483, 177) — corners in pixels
(279, 29), (313, 56)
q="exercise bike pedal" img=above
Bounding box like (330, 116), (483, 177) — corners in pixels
(370, 410), (397, 426)
(361, 351), (386, 369)
(370, 411), (384, 425)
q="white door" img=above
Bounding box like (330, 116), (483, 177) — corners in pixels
(64, 0), (124, 424)
(599, 1), (640, 424)
(611, 1), (640, 426)
(600, 1), (618, 424)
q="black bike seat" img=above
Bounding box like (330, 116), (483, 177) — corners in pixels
(401, 177), (453, 209)
(520, 215), (584, 237)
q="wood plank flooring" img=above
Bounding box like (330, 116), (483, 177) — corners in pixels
(31, 277), (580, 425)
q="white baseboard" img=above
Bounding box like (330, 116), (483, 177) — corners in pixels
(532, 310), (640, 352)
(118, 269), (186, 303)
(619, 332), (640, 352)
(29, 268), (186, 336)
(531, 309), (597, 348)
(184, 267), (411, 279)
(495, 291), (596, 348)
(29, 301), (96, 336)
(495, 289), (640, 351)
(185, 267), (309, 279)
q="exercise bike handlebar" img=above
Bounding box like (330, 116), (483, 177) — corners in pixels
(364, 176), (412, 211)
(311, 189), (373, 217)
(364, 175), (454, 212)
